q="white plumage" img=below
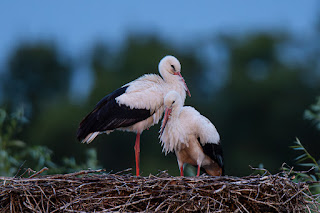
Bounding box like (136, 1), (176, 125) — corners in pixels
(160, 91), (223, 176)
(77, 56), (191, 176)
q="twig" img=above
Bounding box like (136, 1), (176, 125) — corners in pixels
(28, 167), (49, 178)
(14, 160), (26, 178)
(54, 168), (106, 178)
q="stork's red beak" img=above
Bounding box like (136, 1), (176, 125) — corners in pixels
(160, 107), (172, 136)
(174, 72), (191, 97)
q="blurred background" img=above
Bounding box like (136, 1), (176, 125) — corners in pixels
(0, 1), (320, 177)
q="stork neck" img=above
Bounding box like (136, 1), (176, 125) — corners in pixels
(160, 69), (179, 84)
(161, 73), (187, 104)
(171, 104), (182, 119)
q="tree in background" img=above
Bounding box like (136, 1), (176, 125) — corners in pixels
(2, 42), (71, 116)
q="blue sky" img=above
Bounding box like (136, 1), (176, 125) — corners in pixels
(0, 1), (318, 65)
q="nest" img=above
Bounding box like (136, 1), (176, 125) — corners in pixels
(0, 169), (318, 212)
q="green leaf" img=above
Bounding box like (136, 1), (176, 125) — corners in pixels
(310, 175), (317, 181)
(291, 147), (305, 151)
(296, 157), (309, 163)
(294, 153), (307, 161)
(298, 163), (316, 168)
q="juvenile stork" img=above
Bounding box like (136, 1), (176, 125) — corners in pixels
(159, 91), (224, 176)
(77, 56), (191, 176)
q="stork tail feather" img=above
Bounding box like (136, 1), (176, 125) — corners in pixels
(82, 132), (99, 144)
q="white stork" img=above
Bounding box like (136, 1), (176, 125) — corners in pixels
(159, 91), (224, 176)
(77, 56), (191, 176)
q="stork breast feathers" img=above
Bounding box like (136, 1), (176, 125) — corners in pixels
(180, 107), (220, 145)
(115, 74), (165, 112)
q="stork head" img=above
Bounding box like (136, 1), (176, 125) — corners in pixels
(159, 55), (181, 75)
(160, 91), (183, 136)
(158, 56), (191, 97)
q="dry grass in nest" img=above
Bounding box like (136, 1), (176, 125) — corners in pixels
(0, 168), (319, 212)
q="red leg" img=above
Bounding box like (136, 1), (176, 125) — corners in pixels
(197, 165), (200, 176)
(180, 165), (184, 177)
(134, 133), (141, 176)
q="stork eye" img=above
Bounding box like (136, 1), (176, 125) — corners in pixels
(171, 64), (176, 71)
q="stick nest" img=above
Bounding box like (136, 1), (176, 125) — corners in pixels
(0, 169), (318, 212)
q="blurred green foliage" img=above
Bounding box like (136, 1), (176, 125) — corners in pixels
(305, 97), (320, 130)
(0, 107), (53, 176)
(0, 28), (320, 176)
(283, 138), (320, 201)
(3, 43), (71, 114)
(0, 107), (100, 176)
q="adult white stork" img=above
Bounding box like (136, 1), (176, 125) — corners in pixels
(159, 91), (224, 176)
(77, 56), (191, 176)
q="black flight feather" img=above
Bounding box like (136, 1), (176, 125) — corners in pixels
(77, 86), (152, 141)
(200, 140), (225, 175)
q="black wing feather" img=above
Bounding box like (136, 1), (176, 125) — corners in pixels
(200, 140), (225, 175)
(77, 86), (152, 141)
